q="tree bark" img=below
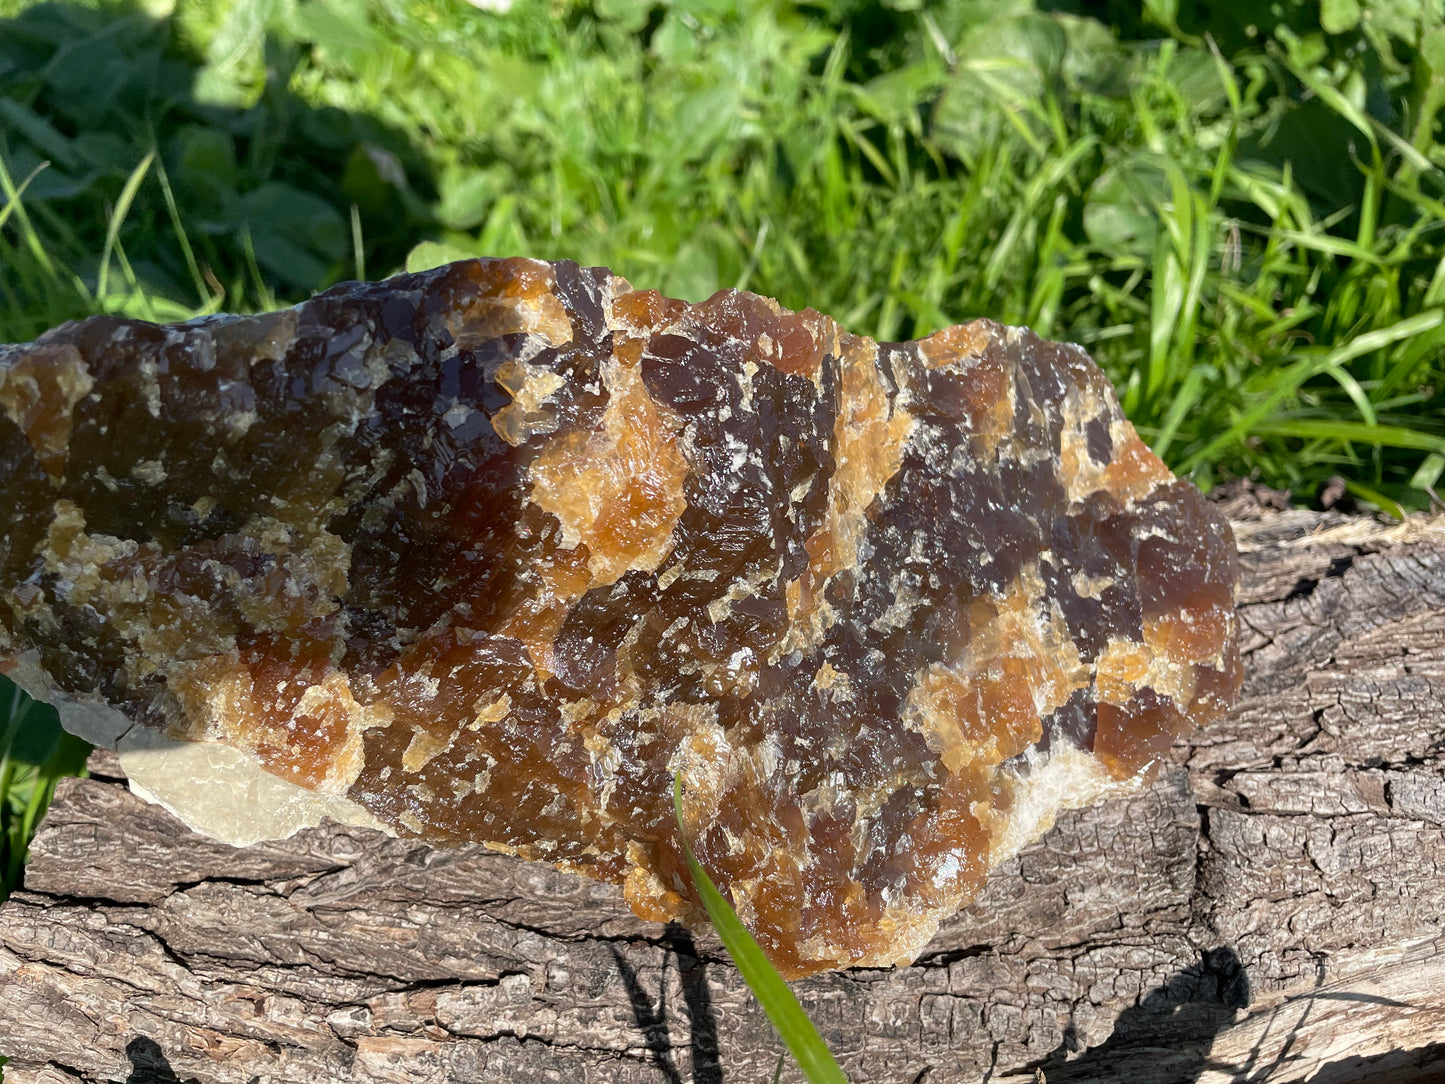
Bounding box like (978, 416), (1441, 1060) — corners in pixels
(3, 500), (1445, 1084)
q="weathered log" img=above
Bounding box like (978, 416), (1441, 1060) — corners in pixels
(3, 500), (1445, 1083)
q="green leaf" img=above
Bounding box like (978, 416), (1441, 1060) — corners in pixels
(239, 182), (347, 289)
(651, 13), (701, 63)
(856, 60), (947, 125)
(1056, 13), (1129, 96)
(931, 0), (1034, 35)
(172, 126), (241, 229)
(1167, 46), (1230, 113)
(40, 27), (146, 123)
(0, 99), (81, 171)
(436, 165), (503, 231)
(291, 0), (385, 64)
(668, 84), (742, 165)
(673, 776), (850, 1084)
(1, 147), (89, 202)
(594, 0), (653, 30)
(405, 239), (479, 273)
(1084, 152), (1169, 251)
(71, 133), (135, 174)
(932, 13), (1067, 161)
(666, 239), (721, 303)
(1320, 0), (1363, 35)
(194, 0), (280, 107)
(1423, 27), (1445, 75)
(1142, 0), (1180, 33)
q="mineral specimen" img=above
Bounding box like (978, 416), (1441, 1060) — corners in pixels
(0, 258), (1240, 977)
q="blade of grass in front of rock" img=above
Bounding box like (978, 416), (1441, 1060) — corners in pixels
(673, 775), (850, 1084)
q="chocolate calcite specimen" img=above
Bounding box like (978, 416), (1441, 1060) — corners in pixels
(0, 259), (1240, 977)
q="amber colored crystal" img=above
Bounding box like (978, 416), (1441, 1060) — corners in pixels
(0, 259), (1240, 977)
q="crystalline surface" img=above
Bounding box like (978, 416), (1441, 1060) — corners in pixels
(0, 258), (1240, 976)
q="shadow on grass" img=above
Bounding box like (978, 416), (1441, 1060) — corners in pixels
(0, 0), (439, 336)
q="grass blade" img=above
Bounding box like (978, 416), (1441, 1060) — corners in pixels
(96, 149), (156, 304)
(1343, 478), (1406, 519)
(0, 154), (63, 289)
(351, 203), (366, 283)
(1251, 419), (1445, 454)
(1184, 310), (1445, 472)
(673, 775), (849, 1084)
(154, 153), (215, 311)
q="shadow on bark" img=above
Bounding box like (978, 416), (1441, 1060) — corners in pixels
(1041, 947), (1250, 1083)
(1310, 1042), (1445, 1083)
(611, 923), (723, 1084)
(124, 1037), (199, 1084)
(613, 943), (682, 1083)
(665, 924), (723, 1084)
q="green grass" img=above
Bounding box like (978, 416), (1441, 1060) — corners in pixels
(674, 775), (850, 1083)
(0, 678), (89, 903)
(4, 0), (1445, 502)
(1, 0), (1445, 1058)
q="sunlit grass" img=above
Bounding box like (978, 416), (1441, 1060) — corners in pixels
(4, 0), (1443, 506)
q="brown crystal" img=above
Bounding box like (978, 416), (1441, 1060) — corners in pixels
(0, 258), (1241, 977)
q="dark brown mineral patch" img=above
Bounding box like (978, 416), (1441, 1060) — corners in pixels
(0, 258), (1240, 977)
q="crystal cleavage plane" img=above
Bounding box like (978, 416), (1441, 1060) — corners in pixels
(0, 258), (1240, 978)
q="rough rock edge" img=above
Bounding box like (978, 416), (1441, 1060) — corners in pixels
(5, 649), (388, 845)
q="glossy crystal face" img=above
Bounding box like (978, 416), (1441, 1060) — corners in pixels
(0, 258), (1240, 977)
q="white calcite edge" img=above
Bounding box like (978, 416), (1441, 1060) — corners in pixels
(6, 650), (391, 846)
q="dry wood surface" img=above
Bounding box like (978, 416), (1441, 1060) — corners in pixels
(3, 496), (1445, 1083)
